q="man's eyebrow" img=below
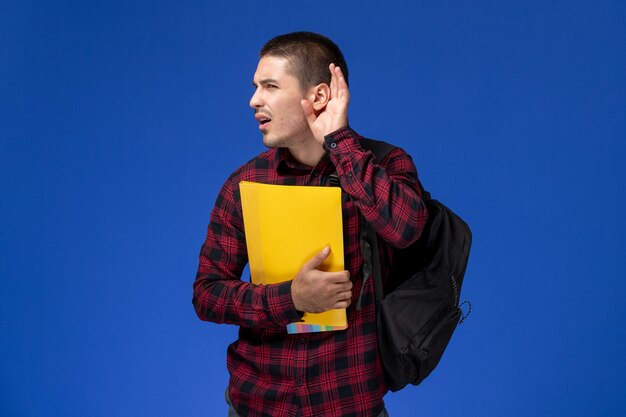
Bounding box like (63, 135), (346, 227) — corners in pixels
(253, 78), (280, 87)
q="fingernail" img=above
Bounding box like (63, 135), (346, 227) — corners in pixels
(323, 246), (330, 255)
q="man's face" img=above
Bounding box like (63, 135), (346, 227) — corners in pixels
(250, 56), (312, 148)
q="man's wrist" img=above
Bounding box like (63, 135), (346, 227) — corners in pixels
(290, 280), (303, 312)
(267, 281), (304, 324)
(323, 126), (360, 153)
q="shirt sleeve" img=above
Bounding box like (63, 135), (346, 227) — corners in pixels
(324, 126), (428, 248)
(192, 176), (303, 329)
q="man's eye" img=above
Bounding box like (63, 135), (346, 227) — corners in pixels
(267, 84), (277, 89)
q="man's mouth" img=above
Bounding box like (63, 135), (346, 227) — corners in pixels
(255, 113), (272, 130)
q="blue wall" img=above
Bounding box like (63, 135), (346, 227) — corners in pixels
(2, 1), (625, 416)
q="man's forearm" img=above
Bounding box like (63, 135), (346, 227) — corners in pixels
(324, 126), (428, 248)
(193, 276), (302, 329)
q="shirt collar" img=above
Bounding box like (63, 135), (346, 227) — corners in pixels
(274, 147), (333, 176)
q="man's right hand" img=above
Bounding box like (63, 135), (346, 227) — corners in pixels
(291, 246), (353, 313)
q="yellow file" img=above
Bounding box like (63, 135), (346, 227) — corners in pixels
(239, 181), (348, 333)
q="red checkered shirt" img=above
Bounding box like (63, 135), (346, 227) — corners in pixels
(193, 127), (428, 417)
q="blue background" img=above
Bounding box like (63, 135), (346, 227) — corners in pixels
(2, 1), (625, 416)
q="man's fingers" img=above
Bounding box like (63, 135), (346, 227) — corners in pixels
(325, 270), (350, 283)
(337, 287), (352, 300)
(329, 63), (337, 97)
(304, 246), (331, 271)
(335, 66), (349, 101)
(328, 63), (349, 102)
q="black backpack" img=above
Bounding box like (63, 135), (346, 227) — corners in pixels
(359, 138), (472, 392)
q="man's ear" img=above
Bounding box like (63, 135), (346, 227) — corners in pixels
(308, 83), (331, 111)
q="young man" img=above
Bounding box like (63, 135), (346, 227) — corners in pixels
(193, 32), (428, 417)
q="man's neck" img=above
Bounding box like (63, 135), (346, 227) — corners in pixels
(287, 139), (326, 167)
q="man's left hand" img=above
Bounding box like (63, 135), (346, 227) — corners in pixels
(301, 63), (350, 145)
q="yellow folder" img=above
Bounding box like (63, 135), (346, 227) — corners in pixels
(239, 181), (347, 334)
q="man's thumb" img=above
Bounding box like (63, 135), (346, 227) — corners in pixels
(306, 246), (331, 270)
(301, 99), (316, 125)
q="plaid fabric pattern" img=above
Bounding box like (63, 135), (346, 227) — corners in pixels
(193, 127), (427, 417)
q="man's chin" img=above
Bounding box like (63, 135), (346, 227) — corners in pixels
(262, 135), (283, 148)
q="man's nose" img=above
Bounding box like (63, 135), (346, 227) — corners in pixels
(249, 89), (262, 109)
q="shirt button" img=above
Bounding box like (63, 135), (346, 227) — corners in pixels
(300, 337), (306, 344)
(296, 380), (303, 387)
(347, 172), (353, 178)
(330, 142), (337, 149)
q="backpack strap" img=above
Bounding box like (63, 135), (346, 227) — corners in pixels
(360, 138), (396, 162)
(364, 215), (385, 305)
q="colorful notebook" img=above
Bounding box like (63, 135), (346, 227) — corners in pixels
(239, 181), (347, 334)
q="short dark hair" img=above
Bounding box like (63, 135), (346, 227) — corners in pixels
(260, 31), (349, 89)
